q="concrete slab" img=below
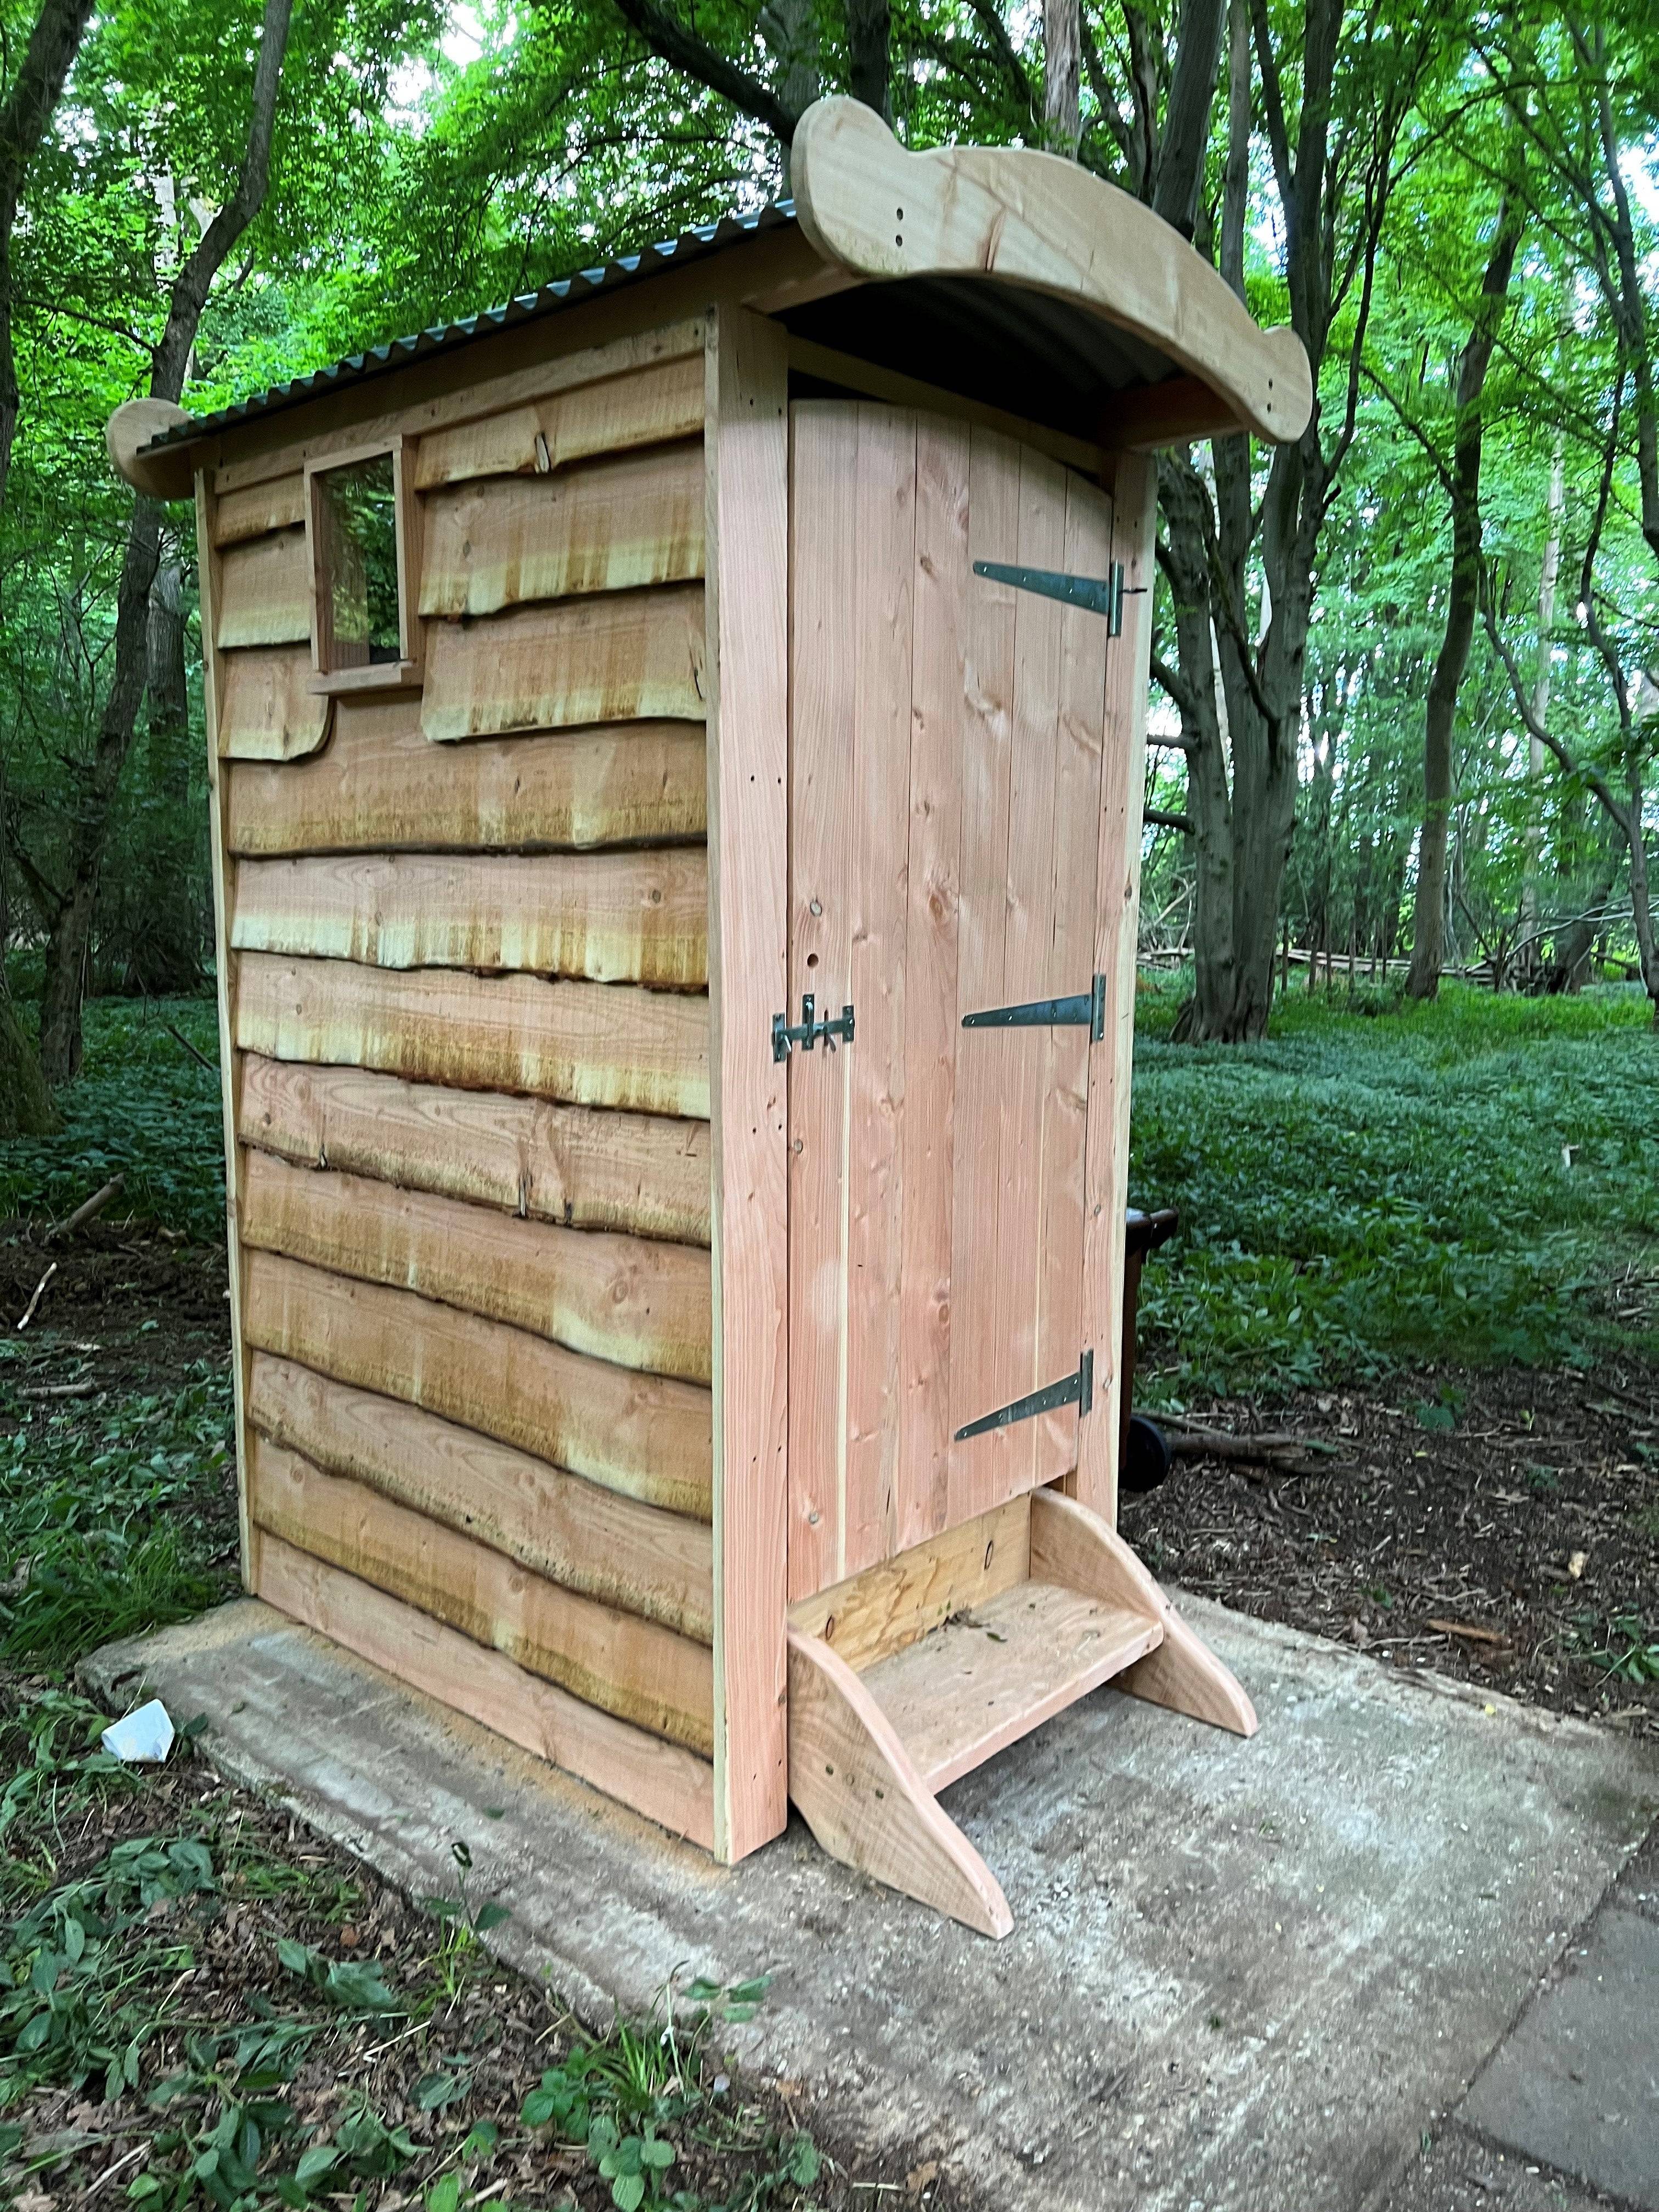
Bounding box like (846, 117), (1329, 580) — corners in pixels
(1461, 1908), (1659, 2208)
(85, 1597), (1658, 2212)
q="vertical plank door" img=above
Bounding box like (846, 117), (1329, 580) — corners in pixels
(786, 401), (1120, 1604)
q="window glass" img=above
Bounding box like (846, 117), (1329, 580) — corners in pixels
(315, 453), (401, 666)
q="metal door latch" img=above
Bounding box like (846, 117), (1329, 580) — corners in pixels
(972, 558), (1146, 636)
(963, 973), (1107, 1041)
(772, 994), (855, 1062)
(956, 1348), (1094, 1442)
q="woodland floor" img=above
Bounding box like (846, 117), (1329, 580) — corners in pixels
(2, 985), (1657, 2204)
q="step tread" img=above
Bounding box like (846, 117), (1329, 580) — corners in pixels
(860, 1579), (1163, 1794)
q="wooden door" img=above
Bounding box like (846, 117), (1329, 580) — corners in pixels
(786, 399), (1119, 1603)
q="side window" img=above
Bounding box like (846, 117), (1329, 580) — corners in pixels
(306, 437), (420, 690)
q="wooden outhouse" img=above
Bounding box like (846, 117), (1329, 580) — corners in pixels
(109, 98), (1312, 1937)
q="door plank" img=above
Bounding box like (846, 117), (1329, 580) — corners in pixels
(842, 404), (916, 1578)
(945, 431), (1020, 1522)
(990, 442), (1071, 1502)
(1030, 470), (1112, 1469)
(894, 415), (968, 1553)
(785, 403), (860, 1602)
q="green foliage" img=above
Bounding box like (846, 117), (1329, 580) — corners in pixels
(518, 1973), (820, 2211)
(0, 995), (223, 1238)
(1129, 982), (1659, 1396)
(0, 1362), (235, 1668)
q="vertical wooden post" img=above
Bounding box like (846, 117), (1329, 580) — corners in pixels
(1073, 450), (1157, 1527)
(195, 469), (257, 1589)
(704, 306), (791, 1861)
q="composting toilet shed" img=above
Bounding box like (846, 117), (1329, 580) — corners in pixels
(108, 96), (1313, 1937)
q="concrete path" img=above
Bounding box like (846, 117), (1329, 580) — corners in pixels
(85, 1598), (1657, 2212)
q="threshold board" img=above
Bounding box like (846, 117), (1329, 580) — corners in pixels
(861, 1581), (1163, 1794)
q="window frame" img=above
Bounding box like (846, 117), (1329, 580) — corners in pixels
(304, 433), (422, 694)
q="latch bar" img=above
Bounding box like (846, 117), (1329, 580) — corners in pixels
(962, 973), (1107, 1042)
(773, 993), (855, 1062)
(956, 1348), (1094, 1442)
(972, 558), (1146, 636)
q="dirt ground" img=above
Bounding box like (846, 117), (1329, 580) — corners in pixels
(1, 1217), (231, 1392)
(5, 1219), (1657, 1740)
(1122, 1365), (1659, 1736)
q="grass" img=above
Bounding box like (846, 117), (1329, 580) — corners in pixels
(1128, 977), (1659, 1398)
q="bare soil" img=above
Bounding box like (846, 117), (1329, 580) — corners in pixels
(1122, 1364), (1659, 1736)
(0, 1217), (230, 1394)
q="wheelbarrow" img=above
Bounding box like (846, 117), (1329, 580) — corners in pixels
(1120, 1206), (1178, 1493)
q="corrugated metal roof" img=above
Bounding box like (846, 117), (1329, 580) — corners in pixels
(140, 201), (797, 454)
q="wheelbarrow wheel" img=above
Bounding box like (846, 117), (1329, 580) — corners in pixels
(1121, 1413), (1172, 1495)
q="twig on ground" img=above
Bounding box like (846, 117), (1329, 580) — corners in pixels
(16, 1379), (95, 1398)
(15, 1261), (57, 1331)
(162, 1019), (216, 1073)
(1162, 1424), (1341, 1477)
(50, 1173), (125, 1240)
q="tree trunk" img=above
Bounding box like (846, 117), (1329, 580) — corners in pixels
(36, 0), (293, 1084)
(0, 0), (97, 519)
(1519, 436), (1565, 970)
(844, 0), (891, 119)
(1406, 184), (1524, 1000)
(0, 975), (54, 1136)
(1044, 0), (1080, 153)
(128, 553), (205, 993)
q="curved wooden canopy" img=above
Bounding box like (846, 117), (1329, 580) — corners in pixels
(791, 98), (1312, 448)
(106, 398), (195, 500)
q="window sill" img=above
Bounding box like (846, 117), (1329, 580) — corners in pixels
(307, 659), (422, 697)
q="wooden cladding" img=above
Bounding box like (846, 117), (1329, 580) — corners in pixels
(240, 1151), (711, 1383)
(224, 703), (707, 856)
(216, 529), (310, 648)
(249, 1356), (713, 1640)
(218, 646), (332, 761)
(420, 442), (704, 618)
(207, 314), (727, 1844)
(411, 352), (704, 490)
(213, 473), (305, 546)
(235, 953), (710, 1119)
(244, 1251), (713, 1520)
(421, 585), (706, 742)
(232, 848), (708, 988)
(257, 1538), (715, 1848)
(249, 1437), (713, 1752)
(238, 1057), (712, 1246)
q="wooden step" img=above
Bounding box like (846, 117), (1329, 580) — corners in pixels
(860, 1581), (1163, 1794)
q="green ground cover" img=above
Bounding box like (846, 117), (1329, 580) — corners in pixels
(0, 996), (224, 1242)
(1130, 978), (1659, 1397)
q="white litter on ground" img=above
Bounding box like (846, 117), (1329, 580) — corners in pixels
(100, 1698), (175, 1763)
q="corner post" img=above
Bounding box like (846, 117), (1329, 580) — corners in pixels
(195, 466), (257, 1591)
(704, 305), (792, 1860)
(1073, 449), (1157, 1526)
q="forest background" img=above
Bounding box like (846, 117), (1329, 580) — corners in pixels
(1, 0), (1657, 1108)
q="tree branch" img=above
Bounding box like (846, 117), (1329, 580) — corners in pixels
(606, 0), (799, 148)
(1145, 805), (1195, 833)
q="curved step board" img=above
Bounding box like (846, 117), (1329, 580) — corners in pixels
(1028, 1488), (1257, 1736)
(786, 1627), (1012, 1941)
